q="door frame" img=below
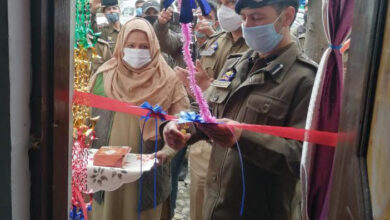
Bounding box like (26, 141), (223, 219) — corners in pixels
(30, 0), (72, 219)
(328, 0), (388, 219)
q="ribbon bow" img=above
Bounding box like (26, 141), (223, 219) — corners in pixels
(163, 0), (211, 23)
(140, 102), (167, 121)
(177, 111), (205, 124)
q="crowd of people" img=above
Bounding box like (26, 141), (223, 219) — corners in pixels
(87, 0), (317, 219)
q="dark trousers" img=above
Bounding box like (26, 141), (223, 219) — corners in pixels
(170, 146), (188, 217)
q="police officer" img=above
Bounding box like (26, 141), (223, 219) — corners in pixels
(162, 0), (317, 219)
(135, 0), (145, 17)
(174, 1), (248, 219)
(99, 0), (121, 53)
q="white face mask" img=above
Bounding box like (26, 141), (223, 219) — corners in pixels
(123, 48), (152, 69)
(217, 4), (243, 32)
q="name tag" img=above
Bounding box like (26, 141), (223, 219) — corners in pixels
(200, 49), (215, 56)
(212, 80), (231, 88)
(200, 42), (218, 57)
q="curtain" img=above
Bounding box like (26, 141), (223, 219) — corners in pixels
(301, 0), (354, 219)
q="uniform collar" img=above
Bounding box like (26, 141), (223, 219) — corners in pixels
(226, 32), (245, 46)
(108, 24), (121, 33)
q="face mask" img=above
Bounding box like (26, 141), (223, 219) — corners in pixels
(144, 15), (158, 25)
(136, 7), (143, 17)
(123, 48), (152, 69)
(106, 12), (120, 23)
(195, 31), (206, 38)
(242, 12), (285, 53)
(217, 4), (242, 32)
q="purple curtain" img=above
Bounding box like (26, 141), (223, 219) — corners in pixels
(307, 0), (354, 219)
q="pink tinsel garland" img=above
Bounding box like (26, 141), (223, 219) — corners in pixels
(181, 23), (216, 123)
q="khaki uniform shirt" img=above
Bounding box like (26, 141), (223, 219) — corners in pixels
(199, 32), (248, 79)
(190, 43), (317, 220)
(190, 32), (249, 179)
(88, 37), (113, 75)
(99, 25), (120, 53)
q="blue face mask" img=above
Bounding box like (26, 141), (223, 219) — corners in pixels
(242, 12), (284, 53)
(106, 12), (120, 24)
(195, 31), (206, 38)
(136, 7), (143, 16)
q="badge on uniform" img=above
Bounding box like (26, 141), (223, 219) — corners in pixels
(200, 42), (218, 57)
(212, 69), (236, 88)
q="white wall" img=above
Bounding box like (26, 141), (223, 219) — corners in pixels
(8, 0), (31, 219)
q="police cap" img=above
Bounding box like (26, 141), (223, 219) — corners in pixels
(235, 0), (299, 14)
(102, 0), (119, 7)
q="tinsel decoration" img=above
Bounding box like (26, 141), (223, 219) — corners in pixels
(70, 0), (98, 219)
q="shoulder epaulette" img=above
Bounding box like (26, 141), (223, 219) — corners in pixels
(208, 31), (226, 39)
(297, 53), (318, 70)
(97, 38), (110, 46)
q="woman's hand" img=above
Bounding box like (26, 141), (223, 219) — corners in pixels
(163, 121), (191, 150)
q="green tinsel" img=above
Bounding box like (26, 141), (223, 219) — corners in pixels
(74, 0), (100, 48)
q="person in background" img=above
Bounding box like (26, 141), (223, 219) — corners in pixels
(88, 18), (189, 220)
(153, 3), (199, 217)
(89, 0), (122, 53)
(87, 34), (113, 75)
(162, 0), (318, 219)
(89, 0), (118, 71)
(174, 0), (248, 219)
(194, 1), (220, 47)
(135, 0), (145, 17)
(142, 0), (161, 25)
(99, 0), (122, 53)
(154, 5), (186, 68)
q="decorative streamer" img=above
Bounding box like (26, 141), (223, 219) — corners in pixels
(181, 22), (216, 123)
(71, 0), (98, 219)
(138, 102), (167, 219)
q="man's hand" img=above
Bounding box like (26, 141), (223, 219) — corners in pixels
(175, 60), (213, 93)
(158, 7), (174, 25)
(163, 121), (191, 150)
(175, 66), (190, 88)
(195, 15), (215, 37)
(195, 60), (213, 91)
(197, 118), (242, 148)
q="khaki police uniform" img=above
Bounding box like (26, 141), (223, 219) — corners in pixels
(195, 43), (317, 220)
(170, 42), (317, 219)
(87, 34), (113, 75)
(189, 31), (249, 220)
(99, 24), (121, 53)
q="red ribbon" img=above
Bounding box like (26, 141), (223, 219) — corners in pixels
(73, 90), (338, 147)
(75, 188), (88, 220)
